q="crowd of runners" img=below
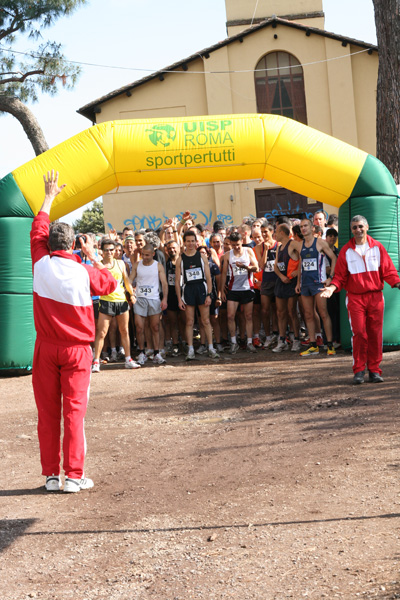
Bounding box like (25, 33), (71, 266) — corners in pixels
(84, 209), (341, 372)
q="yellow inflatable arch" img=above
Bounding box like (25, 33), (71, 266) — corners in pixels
(0, 113), (399, 371)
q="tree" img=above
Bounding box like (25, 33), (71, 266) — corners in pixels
(0, 1), (86, 155)
(372, 0), (400, 184)
(72, 200), (105, 234)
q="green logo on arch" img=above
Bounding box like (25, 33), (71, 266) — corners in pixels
(146, 125), (177, 148)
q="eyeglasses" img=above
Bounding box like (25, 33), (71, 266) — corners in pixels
(352, 225), (365, 230)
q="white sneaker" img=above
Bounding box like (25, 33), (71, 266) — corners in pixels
(208, 347), (220, 359)
(196, 344), (208, 355)
(263, 335), (277, 349)
(64, 477), (94, 493)
(246, 343), (257, 353)
(91, 361), (100, 373)
(109, 350), (118, 363)
(272, 340), (289, 353)
(117, 348), (125, 360)
(153, 352), (166, 365)
(137, 352), (148, 365)
(125, 358), (141, 369)
(229, 342), (239, 354)
(216, 343), (224, 353)
(186, 348), (196, 361)
(45, 475), (61, 492)
(291, 339), (302, 352)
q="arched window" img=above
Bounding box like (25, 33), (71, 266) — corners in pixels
(255, 52), (307, 124)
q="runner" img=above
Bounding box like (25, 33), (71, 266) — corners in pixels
(175, 230), (219, 360)
(129, 243), (168, 365)
(294, 218), (337, 357)
(92, 239), (140, 371)
(164, 240), (183, 357)
(219, 232), (259, 354)
(273, 223), (301, 352)
(256, 224), (279, 349)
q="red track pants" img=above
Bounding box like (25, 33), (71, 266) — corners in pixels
(346, 291), (384, 375)
(32, 340), (92, 479)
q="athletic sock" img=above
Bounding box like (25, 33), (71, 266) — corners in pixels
(125, 355), (131, 362)
(247, 338), (253, 345)
(188, 345), (194, 352)
(231, 336), (237, 344)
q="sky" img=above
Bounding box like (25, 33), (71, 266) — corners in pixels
(0, 0), (377, 224)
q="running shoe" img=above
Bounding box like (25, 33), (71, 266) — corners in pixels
(45, 475), (61, 492)
(272, 340), (289, 353)
(216, 343), (224, 353)
(109, 350), (118, 363)
(291, 339), (302, 352)
(238, 338), (247, 351)
(145, 349), (154, 360)
(196, 344), (208, 355)
(186, 348), (196, 361)
(153, 352), (166, 365)
(263, 335), (277, 349)
(301, 337), (310, 346)
(252, 336), (262, 348)
(171, 345), (180, 357)
(125, 358), (141, 369)
(91, 360), (100, 373)
(246, 343), (257, 353)
(326, 347), (336, 356)
(208, 347), (220, 359)
(333, 342), (341, 349)
(64, 477), (94, 493)
(137, 352), (148, 365)
(117, 348), (125, 360)
(300, 346), (319, 357)
(229, 342), (239, 354)
(100, 351), (109, 363)
(316, 336), (324, 347)
(368, 371), (384, 383)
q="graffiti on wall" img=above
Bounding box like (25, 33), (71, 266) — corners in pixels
(107, 210), (236, 232)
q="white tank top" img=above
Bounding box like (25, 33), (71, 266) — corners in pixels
(136, 260), (160, 299)
(228, 248), (253, 291)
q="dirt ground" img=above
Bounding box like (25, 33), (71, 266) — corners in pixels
(1, 346), (400, 600)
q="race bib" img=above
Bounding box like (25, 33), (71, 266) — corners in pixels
(233, 264), (247, 276)
(277, 262), (286, 272)
(168, 273), (175, 286)
(264, 260), (275, 273)
(303, 258), (317, 271)
(186, 267), (202, 282)
(138, 285), (154, 296)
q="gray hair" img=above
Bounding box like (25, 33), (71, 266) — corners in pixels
(48, 222), (75, 251)
(351, 215), (368, 227)
(144, 231), (161, 249)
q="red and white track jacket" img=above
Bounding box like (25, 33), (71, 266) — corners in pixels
(331, 235), (400, 294)
(31, 212), (117, 345)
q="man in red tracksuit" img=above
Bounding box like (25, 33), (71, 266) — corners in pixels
(31, 171), (117, 493)
(321, 215), (400, 385)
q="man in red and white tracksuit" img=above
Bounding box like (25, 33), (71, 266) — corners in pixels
(322, 215), (400, 384)
(31, 171), (117, 493)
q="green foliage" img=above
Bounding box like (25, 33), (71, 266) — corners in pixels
(72, 200), (105, 234)
(0, 1), (86, 103)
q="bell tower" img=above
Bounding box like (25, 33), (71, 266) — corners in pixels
(225, 0), (325, 37)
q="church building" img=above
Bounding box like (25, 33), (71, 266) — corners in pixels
(78, 0), (378, 231)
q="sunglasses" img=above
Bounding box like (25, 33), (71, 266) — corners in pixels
(352, 225), (365, 230)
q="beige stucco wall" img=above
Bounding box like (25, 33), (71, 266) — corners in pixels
(98, 20), (378, 231)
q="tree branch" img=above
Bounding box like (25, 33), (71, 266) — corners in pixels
(0, 69), (44, 85)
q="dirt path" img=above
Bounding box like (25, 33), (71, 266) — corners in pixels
(1, 349), (400, 599)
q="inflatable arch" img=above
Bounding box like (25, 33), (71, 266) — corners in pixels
(0, 113), (399, 371)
